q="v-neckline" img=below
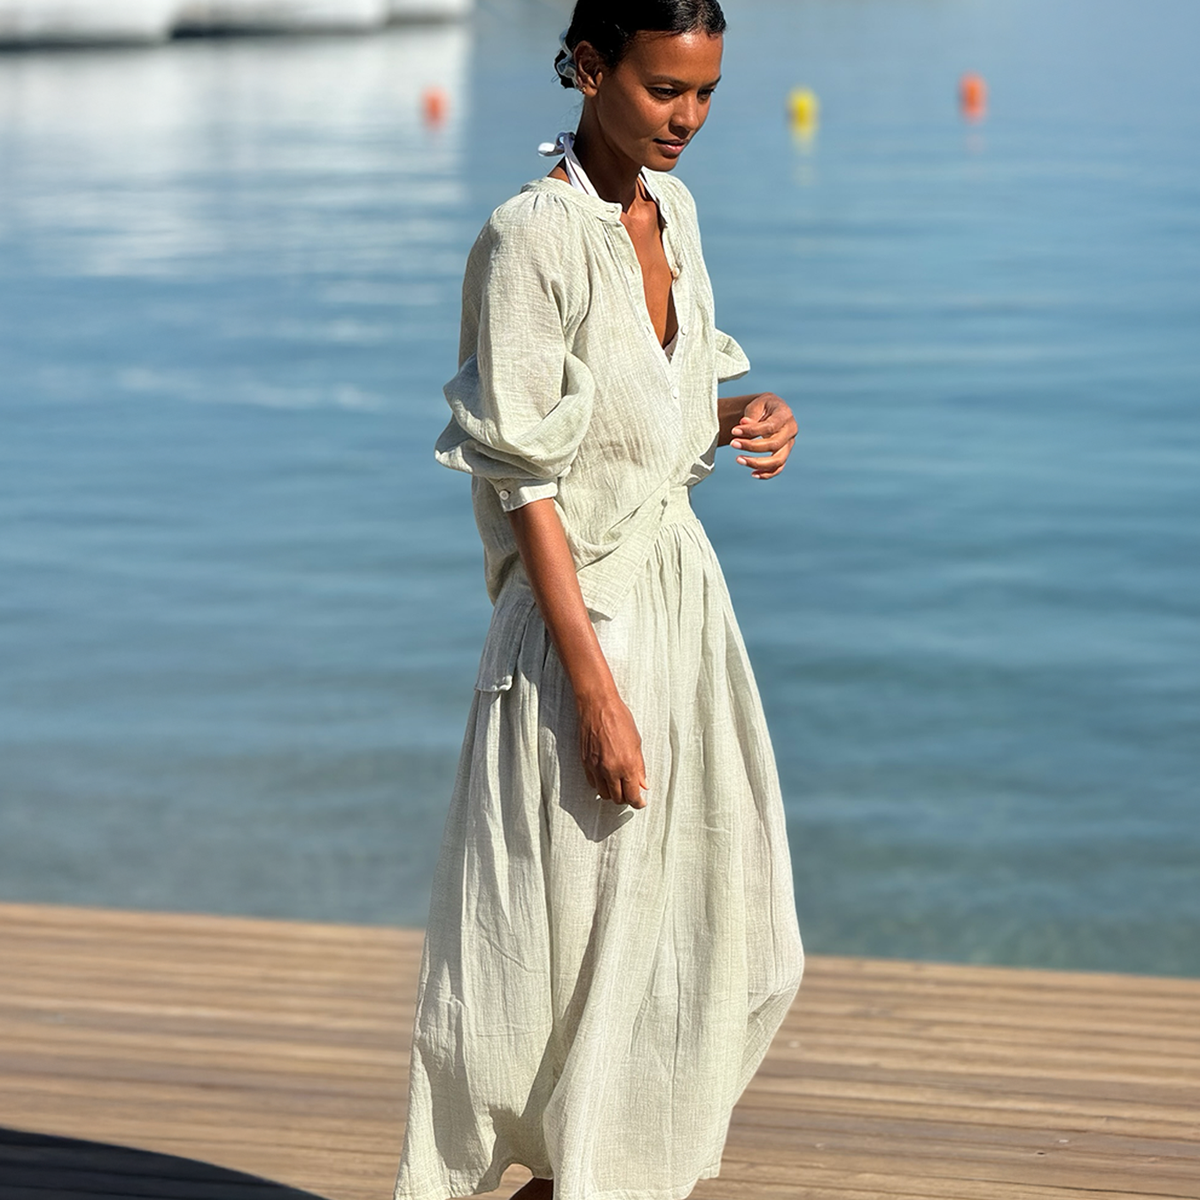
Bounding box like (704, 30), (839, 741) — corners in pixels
(536, 168), (680, 357)
(622, 178), (678, 354)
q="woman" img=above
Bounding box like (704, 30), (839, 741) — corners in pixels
(394, 3), (804, 1198)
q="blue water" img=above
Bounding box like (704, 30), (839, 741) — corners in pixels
(1, 0), (1197, 975)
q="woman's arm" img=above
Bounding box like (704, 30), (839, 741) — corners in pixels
(507, 498), (648, 809)
(717, 392), (798, 480)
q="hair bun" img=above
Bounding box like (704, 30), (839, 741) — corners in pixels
(552, 1), (726, 92)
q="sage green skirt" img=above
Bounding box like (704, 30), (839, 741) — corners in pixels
(394, 487), (804, 1200)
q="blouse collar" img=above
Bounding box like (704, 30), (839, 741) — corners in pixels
(521, 173), (672, 229)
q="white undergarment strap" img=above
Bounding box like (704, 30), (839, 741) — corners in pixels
(536, 129), (656, 202)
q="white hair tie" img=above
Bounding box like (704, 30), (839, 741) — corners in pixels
(553, 30), (578, 87)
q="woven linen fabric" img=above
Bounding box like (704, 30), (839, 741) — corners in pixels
(395, 170), (804, 1200)
(434, 171), (754, 623)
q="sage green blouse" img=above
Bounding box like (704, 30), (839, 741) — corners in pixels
(433, 169), (750, 623)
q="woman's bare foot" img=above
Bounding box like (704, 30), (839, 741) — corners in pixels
(510, 1177), (553, 1200)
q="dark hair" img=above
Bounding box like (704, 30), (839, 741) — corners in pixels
(555, 0), (726, 89)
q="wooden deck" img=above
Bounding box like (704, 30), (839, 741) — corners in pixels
(1, 902), (1197, 1200)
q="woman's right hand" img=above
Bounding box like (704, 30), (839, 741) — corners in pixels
(576, 689), (648, 809)
(505, 497), (648, 809)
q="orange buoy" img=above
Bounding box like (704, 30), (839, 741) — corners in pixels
(422, 87), (448, 128)
(959, 73), (987, 121)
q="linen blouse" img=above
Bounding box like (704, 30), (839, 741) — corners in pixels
(434, 169), (750, 635)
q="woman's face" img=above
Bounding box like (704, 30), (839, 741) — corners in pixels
(578, 30), (724, 172)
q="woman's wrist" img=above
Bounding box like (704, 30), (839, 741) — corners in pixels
(568, 664), (622, 713)
(717, 392), (754, 446)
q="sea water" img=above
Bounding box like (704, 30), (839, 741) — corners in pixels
(1, 0), (1197, 975)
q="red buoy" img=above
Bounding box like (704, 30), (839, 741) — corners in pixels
(422, 87), (448, 128)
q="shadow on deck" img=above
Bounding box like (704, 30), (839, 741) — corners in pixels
(0, 1126), (330, 1200)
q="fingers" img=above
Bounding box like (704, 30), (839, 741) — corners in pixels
(732, 426), (795, 455)
(731, 403), (769, 436)
(730, 392), (788, 437)
(618, 757), (649, 809)
(731, 401), (796, 446)
(579, 706), (648, 809)
(735, 433), (794, 476)
(737, 443), (793, 477)
(597, 760), (648, 809)
(575, 681), (647, 806)
(731, 392), (796, 479)
(731, 414), (788, 441)
(591, 776), (647, 808)
(748, 461), (787, 480)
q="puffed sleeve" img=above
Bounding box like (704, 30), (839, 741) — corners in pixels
(434, 194), (595, 512)
(714, 328), (751, 383)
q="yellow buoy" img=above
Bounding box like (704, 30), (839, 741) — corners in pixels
(788, 87), (820, 133)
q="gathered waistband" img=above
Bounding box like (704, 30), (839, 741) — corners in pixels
(660, 484), (699, 528)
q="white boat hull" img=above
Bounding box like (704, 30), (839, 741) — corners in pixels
(173, 0), (390, 34)
(388, 0), (468, 21)
(0, 0), (469, 44)
(0, 0), (178, 44)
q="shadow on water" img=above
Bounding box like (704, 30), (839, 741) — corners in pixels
(0, 1126), (330, 1200)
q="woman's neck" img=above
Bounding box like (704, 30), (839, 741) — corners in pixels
(570, 118), (645, 212)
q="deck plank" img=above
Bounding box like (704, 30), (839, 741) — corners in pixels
(0, 902), (1196, 1200)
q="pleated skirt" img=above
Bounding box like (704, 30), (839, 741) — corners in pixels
(394, 487), (804, 1200)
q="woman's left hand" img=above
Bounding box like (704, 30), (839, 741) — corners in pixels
(730, 393), (797, 480)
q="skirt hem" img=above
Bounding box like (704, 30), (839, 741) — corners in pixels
(395, 1156), (722, 1200)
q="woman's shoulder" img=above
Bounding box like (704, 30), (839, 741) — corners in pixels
(462, 181), (591, 307)
(479, 179), (584, 252)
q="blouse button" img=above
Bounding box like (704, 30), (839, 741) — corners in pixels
(498, 489), (511, 500)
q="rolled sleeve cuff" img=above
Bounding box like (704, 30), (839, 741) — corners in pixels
(714, 328), (751, 384)
(492, 478), (559, 512)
